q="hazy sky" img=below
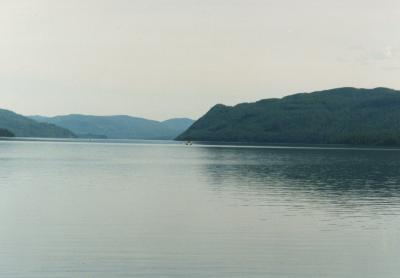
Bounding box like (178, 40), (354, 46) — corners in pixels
(1, 0), (399, 120)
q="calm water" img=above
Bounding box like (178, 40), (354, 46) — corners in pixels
(1, 140), (400, 277)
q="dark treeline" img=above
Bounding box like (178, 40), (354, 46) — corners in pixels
(0, 128), (15, 137)
(177, 87), (400, 146)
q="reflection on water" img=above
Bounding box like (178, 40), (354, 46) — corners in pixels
(202, 147), (400, 208)
(0, 140), (400, 277)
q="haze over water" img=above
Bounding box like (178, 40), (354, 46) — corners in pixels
(0, 140), (400, 277)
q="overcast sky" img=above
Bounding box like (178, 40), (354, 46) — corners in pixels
(0, 0), (399, 120)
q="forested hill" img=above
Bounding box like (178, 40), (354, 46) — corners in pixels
(0, 109), (76, 138)
(177, 87), (400, 145)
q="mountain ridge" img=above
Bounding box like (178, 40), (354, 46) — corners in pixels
(0, 109), (76, 138)
(177, 87), (400, 145)
(30, 114), (194, 140)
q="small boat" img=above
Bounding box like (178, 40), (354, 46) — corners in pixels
(185, 141), (193, 146)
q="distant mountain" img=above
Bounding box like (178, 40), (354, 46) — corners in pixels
(161, 118), (195, 132)
(177, 87), (400, 146)
(30, 115), (194, 140)
(0, 109), (76, 138)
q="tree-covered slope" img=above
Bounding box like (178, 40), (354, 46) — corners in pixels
(0, 109), (76, 138)
(31, 115), (194, 140)
(177, 87), (400, 145)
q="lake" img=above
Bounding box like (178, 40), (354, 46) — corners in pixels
(0, 139), (400, 277)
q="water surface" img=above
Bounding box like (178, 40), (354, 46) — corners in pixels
(0, 140), (400, 277)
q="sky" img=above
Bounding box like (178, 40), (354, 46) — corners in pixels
(0, 0), (399, 120)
